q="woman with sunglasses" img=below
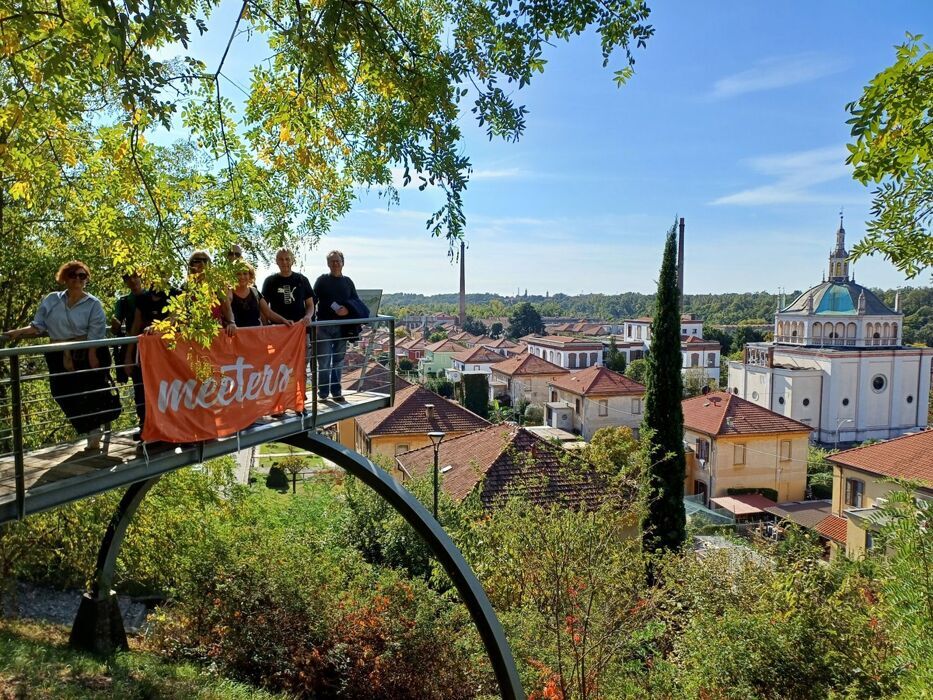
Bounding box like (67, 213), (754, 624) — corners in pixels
(0, 261), (116, 450)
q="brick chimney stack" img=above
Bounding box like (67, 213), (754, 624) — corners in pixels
(458, 241), (466, 328)
(677, 217), (685, 311)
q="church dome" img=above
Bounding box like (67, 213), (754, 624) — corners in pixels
(781, 280), (896, 317)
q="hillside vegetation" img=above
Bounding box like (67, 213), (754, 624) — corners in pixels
(383, 287), (933, 345)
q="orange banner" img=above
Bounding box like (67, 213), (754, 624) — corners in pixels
(139, 324), (307, 443)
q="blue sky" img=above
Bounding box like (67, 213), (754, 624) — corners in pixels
(164, 1), (932, 295)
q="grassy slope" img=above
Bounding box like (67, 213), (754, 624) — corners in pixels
(0, 619), (284, 700)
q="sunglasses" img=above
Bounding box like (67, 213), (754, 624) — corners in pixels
(188, 258), (209, 267)
(67, 271), (89, 280)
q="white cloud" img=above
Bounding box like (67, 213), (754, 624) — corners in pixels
(711, 146), (858, 206)
(710, 53), (846, 99)
(471, 167), (524, 180)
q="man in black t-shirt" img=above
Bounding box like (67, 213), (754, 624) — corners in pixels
(261, 249), (316, 388)
(261, 249), (316, 325)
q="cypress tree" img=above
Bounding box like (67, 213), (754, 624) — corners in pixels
(641, 224), (687, 555)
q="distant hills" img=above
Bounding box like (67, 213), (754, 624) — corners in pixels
(382, 287), (933, 346)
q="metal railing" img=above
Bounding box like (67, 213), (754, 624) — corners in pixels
(0, 316), (395, 520)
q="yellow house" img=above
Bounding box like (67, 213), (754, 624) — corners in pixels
(827, 430), (933, 559)
(348, 383), (489, 460)
(682, 391), (812, 505)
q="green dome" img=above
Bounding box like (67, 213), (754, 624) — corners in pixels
(782, 281), (896, 316)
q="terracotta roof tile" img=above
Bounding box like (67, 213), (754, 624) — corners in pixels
(425, 339), (469, 354)
(451, 346), (508, 364)
(490, 352), (569, 377)
(815, 514), (848, 543)
(710, 493), (777, 515)
(525, 334), (603, 348)
(827, 430), (933, 487)
(682, 391), (813, 437)
(341, 363), (411, 393)
(484, 338), (517, 349)
(396, 424), (611, 509)
(355, 384), (489, 437)
(547, 366), (645, 397)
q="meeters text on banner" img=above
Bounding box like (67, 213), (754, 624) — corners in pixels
(139, 324), (307, 442)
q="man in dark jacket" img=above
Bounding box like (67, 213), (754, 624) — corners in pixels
(313, 250), (362, 401)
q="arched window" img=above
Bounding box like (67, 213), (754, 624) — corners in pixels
(892, 322), (898, 341)
(812, 322), (822, 339)
(883, 322), (891, 340)
(835, 322), (845, 343)
(846, 323), (857, 345)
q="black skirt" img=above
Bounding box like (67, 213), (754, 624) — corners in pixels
(45, 347), (121, 434)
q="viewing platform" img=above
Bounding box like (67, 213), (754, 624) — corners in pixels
(0, 316), (396, 524)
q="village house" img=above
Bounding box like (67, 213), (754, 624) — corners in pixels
(445, 346), (507, 382)
(488, 352), (569, 406)
(418, 339), (469, 377)
(395, 423), (613, 511)
(345, 384), (489, 458)
(395, 335), (427, 363)
(545, 366), (646, 440)
(482, 337), (522, 357)
(522, 335), (605, 369)
(682, 391), (812, 506)
(826, 430), (933, 559)
(621, 314), (720, 382)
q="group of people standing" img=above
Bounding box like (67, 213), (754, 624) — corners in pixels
(1, 247), (364, 450)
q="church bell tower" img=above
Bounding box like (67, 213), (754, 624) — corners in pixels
(828, 214), (850, 283)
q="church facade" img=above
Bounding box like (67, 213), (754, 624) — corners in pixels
(728, 218), (932, 446)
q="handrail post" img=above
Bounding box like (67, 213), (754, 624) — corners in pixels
(310, 324), (318, 427)
(388, 318), (396, 405)
(10, 355), (25, 520)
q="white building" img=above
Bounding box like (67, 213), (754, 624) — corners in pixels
(728, 217), (933, 445)
(522, 335), (605, 369)
(621, 314), (720, 382)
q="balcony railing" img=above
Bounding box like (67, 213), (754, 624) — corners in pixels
(773, 335), (899, 347)
(0, 316), (395, 523)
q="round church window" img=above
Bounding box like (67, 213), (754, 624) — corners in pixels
(802, 398), (810, 407)
(907, 395), (914, 404)
(733, 388), (739, 395)
(778, 397), (785, 405)
(872, 375), (887, 393)
(842, 398), (849, 406)
(752, 391), (759, 400)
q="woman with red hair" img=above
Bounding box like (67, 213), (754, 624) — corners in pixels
(0, 261), (118, 450)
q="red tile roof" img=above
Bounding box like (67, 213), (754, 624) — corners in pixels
(547, 366), (645, 397)
(355, 384), (489, 437)
(524, 334), (603, 348)
(425, 339), (469, 354)
(827, 430), (933, 487)
(451, 346), (508, 365)
(815, 514), (848, 543)
(396, 424), (614, 509)
(484, 338), (517, 349)
(682, 391), (812, 438)
(490, 352), (569, 377)
(341, 363), (411, 393)
(710, 493), (776, 516)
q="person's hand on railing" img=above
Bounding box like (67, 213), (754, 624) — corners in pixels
(225, 322), (237, 337)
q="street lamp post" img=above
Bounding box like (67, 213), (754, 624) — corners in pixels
(428, 431), (446, 518)
(834, 418), (853, 451)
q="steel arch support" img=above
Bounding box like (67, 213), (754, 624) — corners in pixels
(282, 432), (525, 700)
(69, 475), (162, 654)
